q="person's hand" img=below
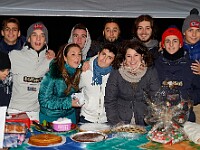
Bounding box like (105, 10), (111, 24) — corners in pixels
(191, 60), (200, 75)
(72, 98), (81, 107)
(46, 49), (55, 60)
(82, 61), (90, 72)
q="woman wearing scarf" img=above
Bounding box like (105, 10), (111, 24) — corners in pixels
(79, 43), (117, 123)
(104, 40), (160, 126)
(38, 43), (82, 124)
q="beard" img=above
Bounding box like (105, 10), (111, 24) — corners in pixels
(137, 34), (152, 43)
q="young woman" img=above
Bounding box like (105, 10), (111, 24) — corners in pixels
(104, 40), (160, 126)
(38, 43), (82, 124)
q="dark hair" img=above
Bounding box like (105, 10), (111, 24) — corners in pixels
(55, 43), (82, 95)
(2, 18), (20, 30)
(132, 15), (157, 40)
(103, 18), (120, 31)
(100, 43), (118, 56)
(73, 23), (87, 31)
(112, 40), (153, 69)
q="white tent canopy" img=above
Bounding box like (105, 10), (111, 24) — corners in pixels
(0, 0), (199, 18)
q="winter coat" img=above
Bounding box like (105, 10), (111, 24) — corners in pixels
(104, 66), (160, 126)
(183, 40), (200, 61)
(38, 61), (77, 124)
(0, 36), (26, 54)
(0, 73), (12, 107)
(87, 36), (123, 58)
(8, 46), (51, 112)
(79, 56), (109, 123)
(154, 50), (200, 122)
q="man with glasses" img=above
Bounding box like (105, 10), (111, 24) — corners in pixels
(0, 18), (26, 54)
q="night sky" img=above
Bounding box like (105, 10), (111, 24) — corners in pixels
(0, 16), (184, 53)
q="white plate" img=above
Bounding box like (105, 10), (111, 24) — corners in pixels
(70, 131), (107, 143)
(25, 135), (66, 147)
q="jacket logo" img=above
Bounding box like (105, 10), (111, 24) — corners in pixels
(23, 76), (43, 83)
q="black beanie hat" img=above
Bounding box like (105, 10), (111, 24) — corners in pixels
(0, 51), (11, 70)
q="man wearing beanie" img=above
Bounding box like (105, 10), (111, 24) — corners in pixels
(154, 26), (200, 122)
(182, 8), (200, 124)
(182, 8), (200, 75)
(0, 51), (12, 107)
(7, 22), (54, 121)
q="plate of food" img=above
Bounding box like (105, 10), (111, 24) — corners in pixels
(79, 123), (111, 133)
(70, 131), (108, 143)
(26, 134), (66, 147)
(112, 124), (147, 134)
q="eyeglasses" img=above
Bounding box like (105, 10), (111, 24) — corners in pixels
(3, 27), (19, 32)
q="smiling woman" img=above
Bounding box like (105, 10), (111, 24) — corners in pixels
(38, 43), (82, 124)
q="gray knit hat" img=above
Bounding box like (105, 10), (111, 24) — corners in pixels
(182, 8), (200, 34)
(26, 22), (48, 43)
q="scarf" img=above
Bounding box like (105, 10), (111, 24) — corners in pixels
(119, 62), (147, 83)
(163, 48), (184, 61)
(92, 58), (112, 85)
(64, 63), (76, 77)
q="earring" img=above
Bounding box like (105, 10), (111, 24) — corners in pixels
(78, 63), (82, 68)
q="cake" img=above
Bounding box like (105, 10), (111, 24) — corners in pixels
(5, 122), (26, 133)
(28, 134), (62, 146)
(71, 132), (106, 142)
(112, 124), (147, 134)
(79, 123), (111, 133)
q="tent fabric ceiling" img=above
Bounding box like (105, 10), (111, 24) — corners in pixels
(0, 0), (199, 18)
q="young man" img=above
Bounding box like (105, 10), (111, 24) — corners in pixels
(182, 8), (200, 123)
(0, 18), (26, 53)
(155, 26), (200, 122)
(0, 51), (12, 107)
(79, 43), (117, 123)
(182, 8), (200, 75)
(7, 22), (53, 121)
(68, 23), (91, 60)
(87, 18), (122, 58)
(132, 15), (159, 58)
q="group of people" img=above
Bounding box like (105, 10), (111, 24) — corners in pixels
(0, 8), (200, 132)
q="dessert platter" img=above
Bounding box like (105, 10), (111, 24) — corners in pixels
(79, 123), (111, 133)
(70, 131), (108, 143)
(27, 133), (66, 147)
(112, 124), (147, 134)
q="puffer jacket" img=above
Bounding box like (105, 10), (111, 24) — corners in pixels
(155, 50), (200, 122)
(38, 61), (77, 123)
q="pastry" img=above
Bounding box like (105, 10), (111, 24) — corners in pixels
(71, 132), (106, 142)
(28, 134), (62, 146)
(112, 124), (146, 134)
(79, 123), (110, 133)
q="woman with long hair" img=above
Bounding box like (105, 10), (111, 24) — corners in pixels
(38, 43), (82, 124)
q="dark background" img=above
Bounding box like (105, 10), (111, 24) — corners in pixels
(0, 16), (184, 53)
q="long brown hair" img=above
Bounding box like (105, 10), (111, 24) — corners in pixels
(132, 15), (157, 40)
(55, 43), (82, 95)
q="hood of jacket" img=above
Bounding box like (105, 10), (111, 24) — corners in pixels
(68, 26), (91, 60)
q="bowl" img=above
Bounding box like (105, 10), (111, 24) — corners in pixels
(53, 123), (72, 132)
